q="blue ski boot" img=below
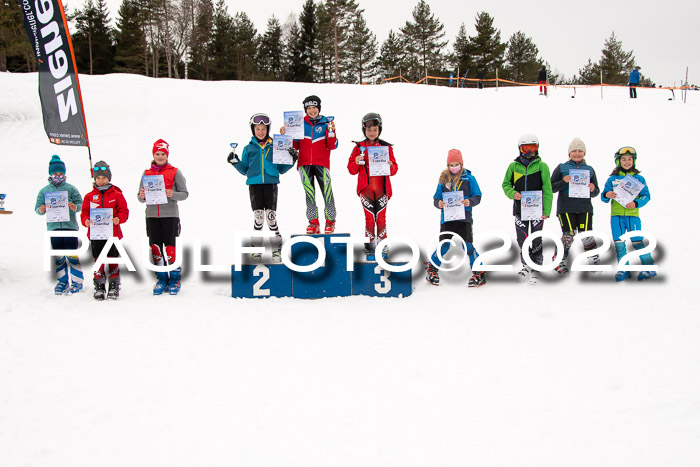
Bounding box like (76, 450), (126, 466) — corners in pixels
(168, 267), (181, 295)
(614, 241), (631, 283)
(153, 271), (169, 295)
(54, 279), (69, 295)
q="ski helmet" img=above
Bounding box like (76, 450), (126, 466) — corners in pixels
(362, 112), (383, 136)
(249, 113), (271, 139)
(518, 133), (539, 157)
(615, 146), (637, 166)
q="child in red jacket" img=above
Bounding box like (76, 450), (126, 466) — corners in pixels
(347, 112), (398, 260)
(81, 161), (129, 300)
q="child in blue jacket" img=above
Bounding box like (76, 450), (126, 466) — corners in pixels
(228, 113), (297, 263)
(426, 149), (484, 287)
(601, 146), (655, 281)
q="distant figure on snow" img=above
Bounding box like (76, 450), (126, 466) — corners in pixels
(539, 65), (548, 96)
(629, 66), (641, 98)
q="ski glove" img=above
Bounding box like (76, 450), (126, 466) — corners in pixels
(288, 147), (299, 163)
(227, 152), (240, 165)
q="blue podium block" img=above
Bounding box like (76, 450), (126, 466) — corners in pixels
(291, 233), (352, 299)
(351, 262), (413, 297)
(231, 263), (292, 298)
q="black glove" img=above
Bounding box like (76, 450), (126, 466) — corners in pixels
(288, 147), (299, 163)
(227, 151), (239, 165)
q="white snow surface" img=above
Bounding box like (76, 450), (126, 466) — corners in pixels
(1, 73), (699, 466)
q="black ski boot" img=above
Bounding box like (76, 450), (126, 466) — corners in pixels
(107, 280), (120, 300)
(93, 280), (106, 300)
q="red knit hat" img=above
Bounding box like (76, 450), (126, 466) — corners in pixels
(447, 149), (463, 166)
(152, 139), (170, 157)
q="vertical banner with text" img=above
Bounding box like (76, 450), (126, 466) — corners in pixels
(18, 0), (89, 147)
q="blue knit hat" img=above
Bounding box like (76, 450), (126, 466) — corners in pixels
(48, 155), (66, 174)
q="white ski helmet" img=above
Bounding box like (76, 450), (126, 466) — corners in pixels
(518, 133), (539, 156)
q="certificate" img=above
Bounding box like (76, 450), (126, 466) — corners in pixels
(44, 191), (69, 222)
(283, 111), (304, 140)
(142, 175), (167, 205)
(613, 174), (644, 207)
(442, 191), (465, 221)
(272, 134), (293, 165)
(90, 208), (113, 240)
(568, 169), (590, 198)
(368, 146), (390, 176)
(521, 190), (543, 221)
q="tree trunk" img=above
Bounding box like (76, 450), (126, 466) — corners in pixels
(163, 0), (172, 78)
(333, 10), (339, 83)
(0, 49), (6, 72)
(89, 29), (93, 75)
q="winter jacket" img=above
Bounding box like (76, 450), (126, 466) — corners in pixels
(433, 169), (482, 224)
(292, 115), (338, 169)
(502, 156), (553, 217)
(601, 172), (650, 217)
(538, 67), (547, 82)
(234, 136), (294, 185)
(550, 160), (600, 215)
(629, 69), (641, 85)
(81, 184), (129, 239)
(347, 139), (399, 199)
(34, 179), (82, 231)
(137, 163), (188, 218)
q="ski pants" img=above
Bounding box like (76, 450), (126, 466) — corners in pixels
(360, 189), (388, 249)
(299, 165), (336, 222)
(514, 215), (544, 266)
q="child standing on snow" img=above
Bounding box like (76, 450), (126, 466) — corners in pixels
(34, 155), (84, 294)
(549, 138), (600, 274)
(501, 134), (553, 284)
(601, 146), (655, 281)
(228, 113), (297, 263)
(138, 139), (189, 295)
(425, 149), (485, 288)
(280, 95), (338, 234)
(81, 161), (129, 300)
(347, 112), (398, 260)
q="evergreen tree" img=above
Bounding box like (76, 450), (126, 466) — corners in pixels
(314, 3), (334, 83)
(72, 0), (115, 75)
(257, 15), (284, 80)
(324, 0), (359, 83)
(231, 11), (257, 80)
(345, 9), (377, 83)
(375, 29), (404, 79)
(599, 31), (635, 84)
(287, 0), (316, 82)
(468, 11), (505, 78)
(113, 0), (146, 74)
(399, 0), (447, 80)
(189, 0), (214, 80)
(504, 31), (540, 82)
(575, 58), (600, 84)
(451, 23), (471, 77)
(0, 0), (35, 72)
(209, 0), (234, 80)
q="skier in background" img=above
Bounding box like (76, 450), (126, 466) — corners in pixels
(539, 65), (548, 96)
(629, 66), (641, 98)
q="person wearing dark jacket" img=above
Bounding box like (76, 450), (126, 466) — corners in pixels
(538, 65), (548, 96)
(629, 66), (640, 98)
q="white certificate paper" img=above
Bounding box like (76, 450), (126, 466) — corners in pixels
(90, 208), (113, 240)
(442, 191), (465, 221)
(272, 134), (293, 165)
(521, 190), (543, 221)
(143, 175), (167, 205)
(45, 191), (69, 223)
(283, 111), (304, 140)
(368, 146), (390, 176)
(613, 174), (644, 207)
(568, 169), (590, 198)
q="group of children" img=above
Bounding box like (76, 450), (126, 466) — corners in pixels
(35, 94), (656, 298)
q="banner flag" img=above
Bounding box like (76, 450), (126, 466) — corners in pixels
(18, 0), (90, 147)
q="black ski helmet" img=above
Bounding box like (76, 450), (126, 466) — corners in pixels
(249, 113), (271, 140)
(362, 112), (383, 136)
(303, 95), (321, 113)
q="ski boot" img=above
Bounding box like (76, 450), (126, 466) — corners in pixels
(250, 253), (262, 264)
(381, 246), (389, 259)
(68, 281), (83, 294)
(637, 270), (656, 281)
(364, 248), (376, 261)
(107, 280), (120, 300)
(615, 271), (631, 282)
(54, 279), (69, 295)
(425, 263), (439, 286)
(554, 260), (569, 275)
(93, 280), (106, 301)
(468, 271), (486, 288)
(517, 265), (531, 282)
(324, 220), (335, 234)
(528, 269), (540, 285)
(168, 267), (182, 295)
(272, 248), (282, 263)
(306, 219), (320, 234)
(153, 271), (169, 295)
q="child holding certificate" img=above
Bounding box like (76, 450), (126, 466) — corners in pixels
(228, 113), (296, 263)
(501, 134), (553, 284)
(347, 113), (398, 261)
(549, 138), (600, 274)
(425, 149), (484, 287)
(81, 161), (129, 300)
(34, 155), (84, 295)
(138, 139), (189, 295)
(601, 147), (655, 281)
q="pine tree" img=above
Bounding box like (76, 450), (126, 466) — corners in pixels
(314, 3), (333, 83)
(231, 12), (258, 80)
(345, 9), (377, 83)
(375, 29), (404, 79)
(504, 31), (541, 82)
(0, 0), (35, 72)
(599, 31), (635, 84)
(400, 0), (447, 81)
(575, 58), (600, 84)
(189, 0), (214, 80)
(324, 0), (359, 83)
(451, 23), (471, 78)
(72, 0), (115, 75)
(468, 11), (505, 78)
(287, 0), (316, 82)
(257, 15), (283, 80)
(114, 0), (146, 74)
(209, 0), (234, 80)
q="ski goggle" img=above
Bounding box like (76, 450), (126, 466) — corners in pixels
(362, 119), (380, 129)
(249, 113), (270, 126)
(519, 143), (539, 154)
(616, 147), (637, 156)
(94, 165), (108, 171)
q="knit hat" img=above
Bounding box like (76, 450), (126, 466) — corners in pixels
(447, 149), (464, 166)
(48, 155), (66, 174)
(93, 160), (112, 181)
(568, 138), (586, 155)
(303, 95), (321, 112)
(152, 139), (170, 157)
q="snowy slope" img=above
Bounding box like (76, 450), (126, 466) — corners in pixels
(1, 72), (699, 467)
